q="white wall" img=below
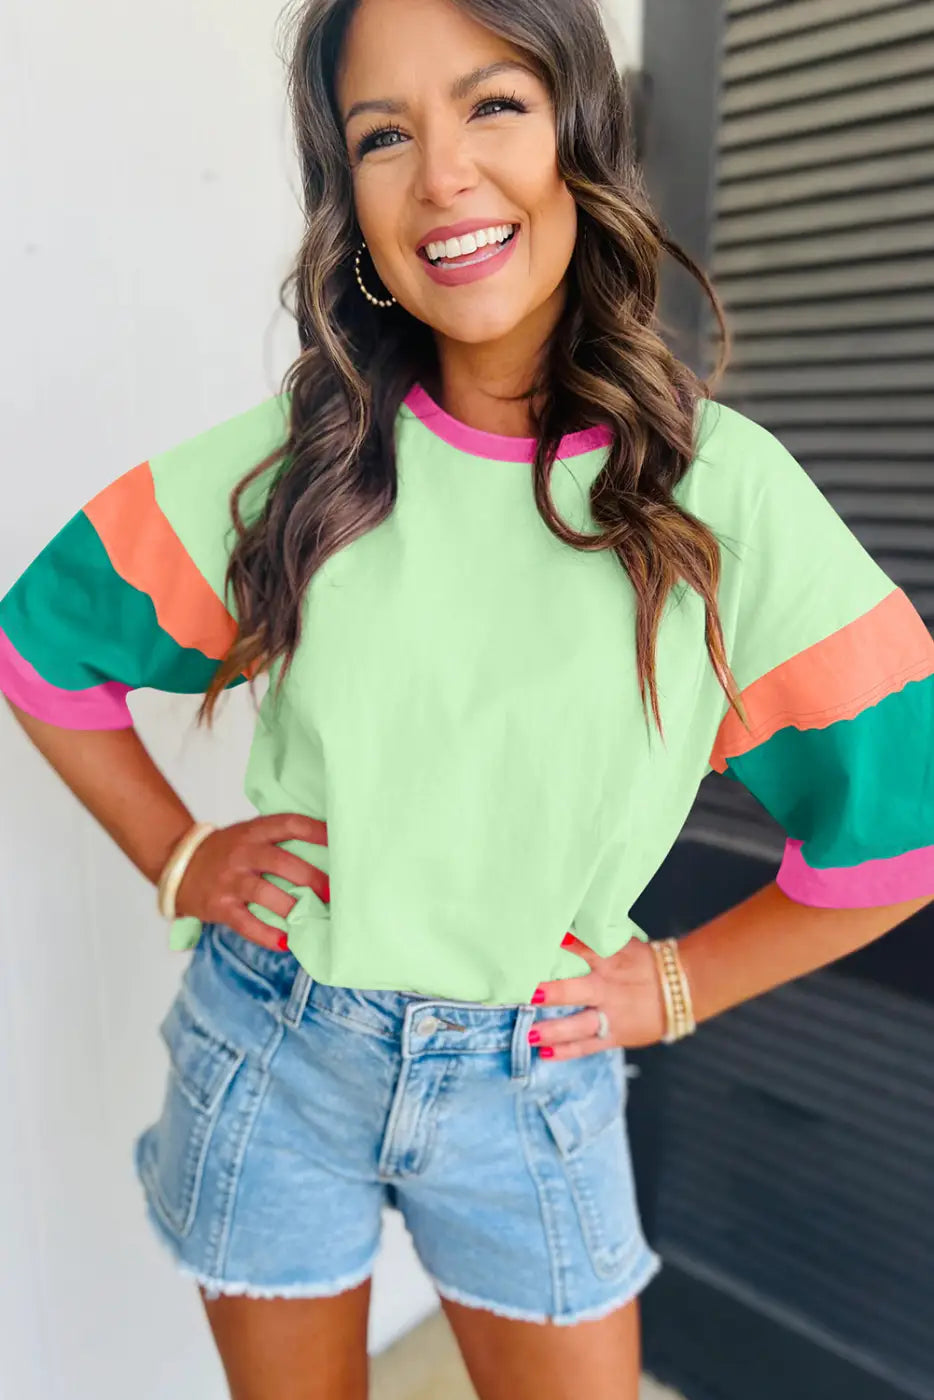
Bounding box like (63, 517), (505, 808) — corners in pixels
(0, 2), (642, 1396)
(604, 0), (644, 67)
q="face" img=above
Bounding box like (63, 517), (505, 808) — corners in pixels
(336, 0), (578, 349)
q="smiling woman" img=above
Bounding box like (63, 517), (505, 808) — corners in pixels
(212, 0), (735, 732)
(337, 23), (577, 334)
(1, 0), (932, 1396)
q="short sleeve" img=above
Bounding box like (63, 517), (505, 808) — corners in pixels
(0, 396), (289, 729)
(705, 406), (934, 909)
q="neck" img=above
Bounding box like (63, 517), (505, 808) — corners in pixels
(429, 283), (566, 438)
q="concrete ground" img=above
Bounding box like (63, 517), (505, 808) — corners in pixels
(371, 1307), (683, 1400)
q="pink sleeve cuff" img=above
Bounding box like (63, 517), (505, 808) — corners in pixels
(777, 837), (934, 909)
(0, 626), (133, 730)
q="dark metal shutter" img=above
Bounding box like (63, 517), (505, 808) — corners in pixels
(632, 8), (934, 1399)
(685, 0), (934, 854)
(656, 966), (934, 1398)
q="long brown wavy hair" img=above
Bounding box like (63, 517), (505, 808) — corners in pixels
(201, 0), (745, 737)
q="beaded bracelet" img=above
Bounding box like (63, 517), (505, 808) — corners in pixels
(649, 937), (697, 1044)
(156, 821), (217, 920)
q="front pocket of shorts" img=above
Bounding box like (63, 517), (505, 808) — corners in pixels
(140, 994), (246, 1239)
(209, 921), (294, 1004)
(535, 1052), (641, 1279)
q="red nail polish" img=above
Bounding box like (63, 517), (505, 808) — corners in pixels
(531, 988), (546, 1004)
(561, 932), (575, 947)
(277, 934), (289, 951)
(528, 1028), (541, 1044)
(539, 1046), (554, 1058)
(322, 879), (331, 904)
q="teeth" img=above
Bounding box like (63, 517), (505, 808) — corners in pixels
(425, 224), (516, 263)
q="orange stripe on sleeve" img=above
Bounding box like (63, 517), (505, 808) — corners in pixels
(711, 588), (934, 773)
(84, 462), (238, 661)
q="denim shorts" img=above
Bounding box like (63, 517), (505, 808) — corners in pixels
(133, 921), (661, 1326)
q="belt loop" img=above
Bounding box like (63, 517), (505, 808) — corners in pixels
(511, 1004), (536, 1081)
(400, 1000), (420, 1060)
(283, 966), (313, 1028)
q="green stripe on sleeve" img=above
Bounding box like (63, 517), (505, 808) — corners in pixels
(727, 673), (934, 868)
(0, 511), (239, 695)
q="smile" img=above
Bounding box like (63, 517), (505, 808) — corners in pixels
(420, 223), (519, 267)
(417, 224), (521, 288)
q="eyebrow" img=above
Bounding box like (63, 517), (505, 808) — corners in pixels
(342, 60), (539, 128)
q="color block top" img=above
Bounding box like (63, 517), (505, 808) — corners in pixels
(2, 387), (932, 1004)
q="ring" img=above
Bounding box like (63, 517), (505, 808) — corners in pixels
(595, 1008), (610, 1039)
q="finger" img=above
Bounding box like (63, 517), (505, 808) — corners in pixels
(560, 931), (602, 966)
(534, 1008), (605, 1045)
(239, 875), (297, 922)
(249, 813), (328, 848)
(540, 1037), (617, 1063)
(534, 971), (601, 1006)
(254, 846), (330, 903)
(226, 907), (289, 951)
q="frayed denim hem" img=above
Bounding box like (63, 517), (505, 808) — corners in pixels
(180, 1252), (379, 1303)
(140, 1195), (380, 1302)
(427, 1247), (662, 1327)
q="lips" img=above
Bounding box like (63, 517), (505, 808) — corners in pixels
(418, 223), (521, 287)
(422, 226), (517, 267)
(416, 218), (519, 256)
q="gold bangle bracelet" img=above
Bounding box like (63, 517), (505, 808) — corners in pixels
(650, 940), (677, 1039)
(661, 938), (695, 1041)
(675, 941), (696, 1030)
(650, 938), (696, 1044)
(156, 821), (217, 920)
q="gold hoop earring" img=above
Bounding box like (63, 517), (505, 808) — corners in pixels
(354, 240), (396, 309)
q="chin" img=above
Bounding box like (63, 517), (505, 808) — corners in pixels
(435, 307), (526, 345)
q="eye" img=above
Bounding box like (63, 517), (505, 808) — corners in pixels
(353, 91), (528, 161)
(356, 125), (407, 159)
(473, 92), (528, 119)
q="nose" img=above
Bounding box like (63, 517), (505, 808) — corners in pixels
(412, 120), (480, 208)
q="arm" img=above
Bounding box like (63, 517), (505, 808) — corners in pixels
(532, 411), (934, 1054)
(6, 698), (195, 885)
(539, 885), (932, 1054)
(4, 698), (328, 951)
(0, 395), (321, 948)
(679, 881), (934, 1026)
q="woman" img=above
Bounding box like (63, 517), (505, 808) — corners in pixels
(2, 0), (932, 1395)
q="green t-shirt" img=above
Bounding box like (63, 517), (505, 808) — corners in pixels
(2, 385), (932, 1004)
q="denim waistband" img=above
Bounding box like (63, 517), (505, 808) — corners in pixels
(207, 922), (582, 1083)
(305, 979), (554, 1080)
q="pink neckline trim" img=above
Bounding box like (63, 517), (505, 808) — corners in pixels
(402, 383), (614, 463)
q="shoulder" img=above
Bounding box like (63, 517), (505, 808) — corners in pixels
(149, 393), (291, 515)
(678, 399), (804, 521)
(676, 398), (839, 550)
(79, 393), (293, 607)
(680, 400), (892, 610)
(139, 394), (290, 588)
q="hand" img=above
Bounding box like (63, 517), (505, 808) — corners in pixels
(174, 814), (329, 951)
(529, 932), (667, 1059)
